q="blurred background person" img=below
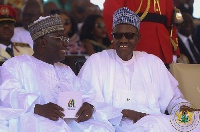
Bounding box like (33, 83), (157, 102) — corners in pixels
(6, 0), (25, 9)
(0, 5), (33, 63)
(194, 24), (200, 51)
(0, 0), (4, 4)
(174, 0), (194, 16)
(43, 1), (60, 16)
(86, 1), (102, 17)
(70, 0), (87, 24)
(80, 14), (111, 56)
(44, 0), (71, 11)
(11, 0), (43, 49)
(12, 6), (23, 27)
(59, 11), (86, 55)
(70, 0), (102, 32)
(177, 13), (200, 64)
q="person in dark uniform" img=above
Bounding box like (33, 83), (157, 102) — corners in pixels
(0, 5), (33, 63)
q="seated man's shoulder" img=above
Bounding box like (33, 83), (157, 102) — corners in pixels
(13, 27), (29, 38)
(3, 54), (31, 66)
(14, 27), (26, 32)
(135, 51), (163, 62)
(86, 49), (114, 62)
(95, 49), (115, 57)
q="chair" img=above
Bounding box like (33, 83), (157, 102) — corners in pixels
(75, 61), (85, 75)
(169, 63), (200, 108)
(62, 55), (86, 75)
(0, 61), (4, 66)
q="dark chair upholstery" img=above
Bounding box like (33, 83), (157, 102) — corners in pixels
(75, 61), (85, 75)
(0, 61), (4, 66)
(62, 55), (86, 75)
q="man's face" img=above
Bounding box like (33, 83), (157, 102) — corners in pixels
(0, 21), (14, 42)
(92, 17), (107, 39)
(178, 13), (194, 37)
(112, 24), (140, 61)
(71, 0), (87, 23)
(43, 31), (68, 63)
(22, 4), (42, 30)
(59, 14), (72, 36)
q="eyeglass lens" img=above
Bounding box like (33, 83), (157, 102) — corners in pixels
(95, 23), (105, 28)
(48, 36), (69, 43)
(112, 32), (138, 40)
(64, 19), (71, 25)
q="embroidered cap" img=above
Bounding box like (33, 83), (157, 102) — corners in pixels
(113, 7), (140, 30)
(0, 5), (16, 22)
(28, 14), (64, 41)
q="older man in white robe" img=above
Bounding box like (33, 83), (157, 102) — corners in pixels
(0, 14), (114, 132)
(78, 7), (200, 132)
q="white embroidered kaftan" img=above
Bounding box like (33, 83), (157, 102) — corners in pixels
(0, 55), (114, 132)
(78, 49), (200, 132)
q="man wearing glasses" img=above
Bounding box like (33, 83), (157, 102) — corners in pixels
(0, 14), (114, 131)
(78, 7), (199, 131)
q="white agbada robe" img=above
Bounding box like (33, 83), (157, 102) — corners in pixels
(78, 49), (200, 132)
(0, 55), (114, 132)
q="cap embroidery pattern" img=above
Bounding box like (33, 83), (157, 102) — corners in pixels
(113, 7), (140, 30)
(28, 14), (64, 41)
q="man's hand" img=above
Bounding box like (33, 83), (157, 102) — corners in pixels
(34, 102), (65, 121)
(76, 102), (94, 123)
(122, 109), (148, 123)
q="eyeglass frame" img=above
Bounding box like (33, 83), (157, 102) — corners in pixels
(64, 19), (71, 26)
(111, 32), (139, 40)
(46, 36), (69, 43)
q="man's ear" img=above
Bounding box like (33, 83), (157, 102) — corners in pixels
(136, 33), (141, 42)
(38, 38), (47, 47)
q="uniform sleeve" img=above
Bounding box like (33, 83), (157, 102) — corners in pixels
(166, 0), (180, 56)
(152, 57), (188, 114)
(166, 72), (189, 114)
(0, 60), (39, 120)
(103, 0), (126, 40)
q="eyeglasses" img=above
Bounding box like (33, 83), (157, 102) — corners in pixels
(47, 36), (69, 43)
(64, 19), (71, 25)
(112, 32), (139, 40)
(95, 23), (105, 29)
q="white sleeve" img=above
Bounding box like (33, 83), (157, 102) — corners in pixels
(166, 71), (189, 114)
(0, 61), (39, 120)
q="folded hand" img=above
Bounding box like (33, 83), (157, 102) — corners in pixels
(122, 109), (148, 123)
(34, 102), (65, 121)
(76, 102), (94, 123)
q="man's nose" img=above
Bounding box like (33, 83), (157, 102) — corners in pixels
(2, 23), (10, 27)
(120, 34), (128, 42)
